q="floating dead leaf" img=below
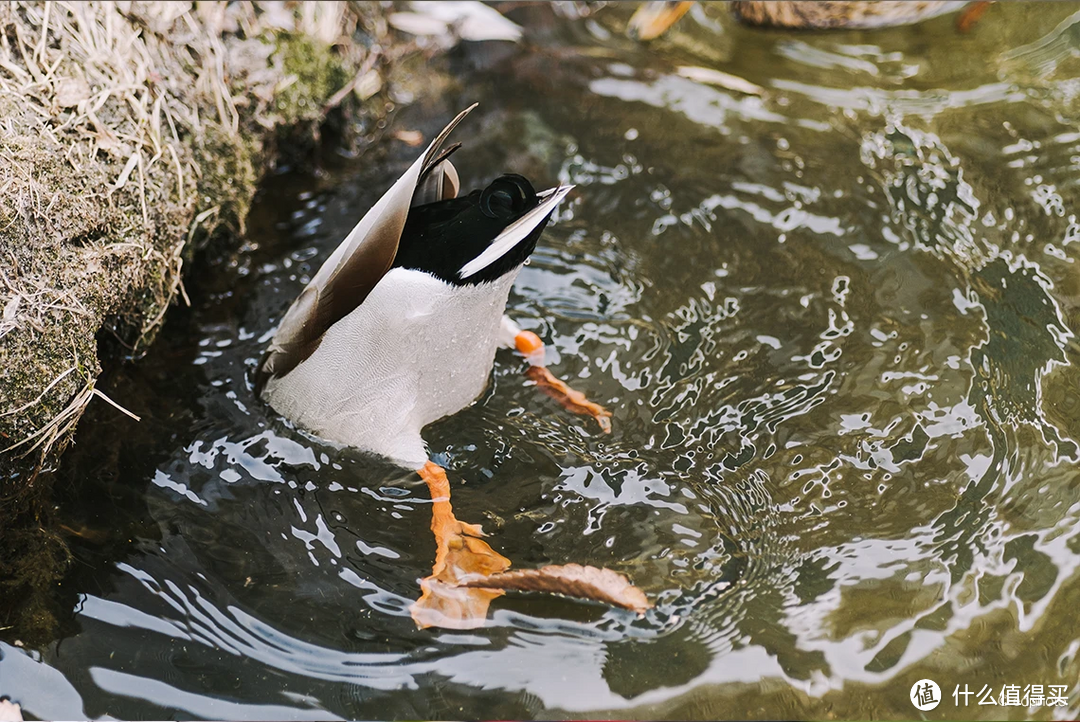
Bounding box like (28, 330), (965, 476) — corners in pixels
(462, 563), (652, 614)
(392, 129), (425, 147)
(676, 66), (765, 96)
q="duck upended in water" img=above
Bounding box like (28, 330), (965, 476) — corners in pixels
(258, 105), (646, 627)
(257, 105), (583, 468)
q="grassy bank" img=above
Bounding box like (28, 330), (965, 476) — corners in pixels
(0, 0), (405, 641)
(0, 1), (392, 483)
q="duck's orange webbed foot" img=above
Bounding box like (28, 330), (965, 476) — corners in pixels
(409, 464), (653, 626)
(410, 462), (511, 629)
(514, 330), (613, 434)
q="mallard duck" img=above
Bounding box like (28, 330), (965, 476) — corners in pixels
(255, 105), (602, 467)
(629, 1), (980, 39)
(257, 105), (634, 628)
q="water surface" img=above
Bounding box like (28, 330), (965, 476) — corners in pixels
(4, 3), (1080, 719)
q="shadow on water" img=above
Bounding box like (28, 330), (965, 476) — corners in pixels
(4, 2), (1080, 719)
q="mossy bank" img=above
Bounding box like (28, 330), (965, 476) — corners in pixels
(0, 2), (394, 488)
(0, 1), (409, 639)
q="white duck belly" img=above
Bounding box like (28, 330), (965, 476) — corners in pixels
(262, 267), (520, 467)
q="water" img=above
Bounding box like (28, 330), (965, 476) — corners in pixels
(4, 3), (1080, 719)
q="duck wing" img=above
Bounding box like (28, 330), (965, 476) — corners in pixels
(256, 105), (475, 389)
(412, 144), (461, 206)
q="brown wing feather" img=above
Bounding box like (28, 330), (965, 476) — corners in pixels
(412, 153), (461, 207)
(256, 104), (477, 390)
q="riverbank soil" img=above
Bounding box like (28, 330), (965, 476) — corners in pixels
(0, 0), (402, 643)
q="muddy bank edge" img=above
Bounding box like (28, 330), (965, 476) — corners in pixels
(0, 2), (401, 490)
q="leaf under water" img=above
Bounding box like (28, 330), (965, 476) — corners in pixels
(410, 463), (650, 629)
(461, 563), (652, 614)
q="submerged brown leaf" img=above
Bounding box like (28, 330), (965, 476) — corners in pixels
(410, 464), (650, 629)
(461, 563), (652, 614)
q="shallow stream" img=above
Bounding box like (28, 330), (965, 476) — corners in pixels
(4, 3), (1080, 719)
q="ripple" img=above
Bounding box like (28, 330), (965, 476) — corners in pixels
(22, 3), (1080, 718)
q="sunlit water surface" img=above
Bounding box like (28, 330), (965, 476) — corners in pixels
(5, 3), (1080, 719)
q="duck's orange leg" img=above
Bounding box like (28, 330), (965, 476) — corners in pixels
(410, 462), (511, 629)
(506, 319), (612, 434)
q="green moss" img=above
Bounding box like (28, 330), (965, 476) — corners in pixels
(0, 2), (389, 487)
(192, 126), (260, 240)
(0, 493), (72, 647)
(272, 32), (350, 127)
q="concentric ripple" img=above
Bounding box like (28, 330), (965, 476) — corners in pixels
(4, 3), (1080, 719)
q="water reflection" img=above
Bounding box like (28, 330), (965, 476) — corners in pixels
(5, 2), (1080, 719)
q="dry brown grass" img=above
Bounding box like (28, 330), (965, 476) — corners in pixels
(0, 1), (391, 478)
